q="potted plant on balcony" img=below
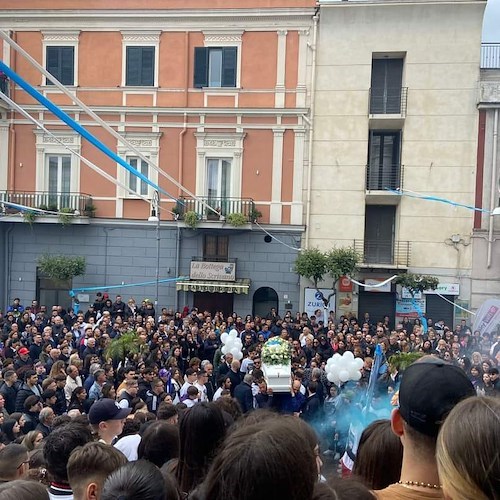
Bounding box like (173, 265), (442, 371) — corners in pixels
(83, 202), (96, 217)
(227, 212), (248, 227)
(183, 210), (199, 229)
(249, 207), (262, 223)
(58, 207), (75, 226)
(206, 206), (221, 221)
(23, 210), (38, 226)
(171, 204), (182, 221)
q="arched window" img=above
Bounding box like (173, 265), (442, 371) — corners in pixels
(252, 287), (279, 318)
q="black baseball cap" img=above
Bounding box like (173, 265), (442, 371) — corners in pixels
(398, 358), (475, 437)
(88, 399), (131, 425)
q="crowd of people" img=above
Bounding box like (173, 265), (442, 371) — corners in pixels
(0, 294), (498, 500)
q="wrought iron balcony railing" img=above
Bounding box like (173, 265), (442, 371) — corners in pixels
(481, 43), (500, 69)
(177, 197), (255, 222)
(369, 87), (408, 116)
(366, 163), (404, 191)
(354, 239), (411, 267)
(0, 191), (93, 214)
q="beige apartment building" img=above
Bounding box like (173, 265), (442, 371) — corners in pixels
(307, 0), (486, 326)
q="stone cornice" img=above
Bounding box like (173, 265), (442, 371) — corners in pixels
(0, 9), (315, 30)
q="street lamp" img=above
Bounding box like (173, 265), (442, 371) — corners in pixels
(148, 190), (160, 312)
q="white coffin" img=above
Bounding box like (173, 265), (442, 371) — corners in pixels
(263, 362), (291, 392)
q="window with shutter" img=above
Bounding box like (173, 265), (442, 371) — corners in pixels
(367, 131), (402, 190)
(194, 46), (237, 88)
(46, 46), (75, 85)
(126, 46), (155, 86)
(370, 58), (403, 113)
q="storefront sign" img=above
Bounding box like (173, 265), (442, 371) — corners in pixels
(190, 261), (236, 281)
(338, 276), (353, 292)
(304, 288), (335, 320)
(396, 298), (426, 320)
(401, 288), (422, 299)
(365, 278), (392, 293)
(424, 283), (460, 296)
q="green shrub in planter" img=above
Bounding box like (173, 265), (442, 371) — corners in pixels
(227, 212), (248, 227)
(23, 211), (38, 225)
(59, 207), (75, 226)
(183, 210), (199, 229)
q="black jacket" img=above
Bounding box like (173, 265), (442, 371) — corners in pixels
(301, 393), (322, 423)
(15, 383), (42, 412)
(233, 382), (253, 414)
(0, 383), (18, 414)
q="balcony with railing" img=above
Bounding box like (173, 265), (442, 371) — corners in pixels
(366, 163), (403, 191)
(176, 196), (255, 223)
(0, 191), (94, 216)
(354, 239), (411, 268)
(369, 87), (408, 117)
(481, 43), (500, 69)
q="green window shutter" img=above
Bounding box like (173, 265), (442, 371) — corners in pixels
(194, 47), (208, 88)
(60, 47), (74, 85)
(221, 47), (237, 87)
(141, 47), (155, 86)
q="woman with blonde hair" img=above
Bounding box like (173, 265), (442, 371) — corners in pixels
(49, 360), (66, 379)
(437, 396), (500, 500)
(21, 430), (44, 451)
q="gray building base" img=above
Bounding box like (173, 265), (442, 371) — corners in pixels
(0, 220), (301, 317)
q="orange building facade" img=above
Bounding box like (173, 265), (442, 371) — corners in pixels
(0, 1), (316, 315)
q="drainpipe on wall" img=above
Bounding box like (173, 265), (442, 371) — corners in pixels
(175, 225), (181, 311)
(487, 108), (499, 268)
(304, 13), (319, 249)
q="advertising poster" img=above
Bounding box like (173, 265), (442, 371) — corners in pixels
(304, 288), (335, 320)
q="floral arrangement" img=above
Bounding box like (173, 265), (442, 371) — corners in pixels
(261, 337), (292, 366)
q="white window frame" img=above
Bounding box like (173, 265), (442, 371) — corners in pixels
(194, 132), (245, 199)
(42, 31), (80, 87)
(34, 130), (81, 194)
(117, 132), (161, 200)
(203, 31), (243, 89)
(121, 31), (161, 88)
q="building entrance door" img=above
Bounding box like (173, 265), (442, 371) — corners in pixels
(193, 292), (234, 317)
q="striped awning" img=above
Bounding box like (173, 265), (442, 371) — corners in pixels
(176, 278), (251, 294)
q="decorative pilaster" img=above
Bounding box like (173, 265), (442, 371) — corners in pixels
(270, 129), (285, 224)
(275, 30), (288, 109)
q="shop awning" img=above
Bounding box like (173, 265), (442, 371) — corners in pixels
(176, 279), (251, 294)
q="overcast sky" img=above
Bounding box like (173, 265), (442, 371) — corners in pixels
(483, 0), (500, 41)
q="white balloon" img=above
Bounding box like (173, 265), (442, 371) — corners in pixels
(233, 351), (243, 361)
(230, 347), (241, 357)
(220, 332), (229, 344)
(327, 372), (337, 383)
(221, 345), (228, 355)
(229, 329), (238, 339)
(354, 357), (364, 370)
(351, 370), (362, 381)
(332, 353), (342, 363)
(339, 369), (350, 382)
(343, 351), (354, 361)
(326, 357), (335, 367)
